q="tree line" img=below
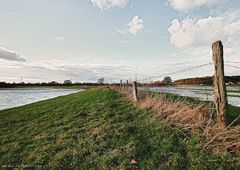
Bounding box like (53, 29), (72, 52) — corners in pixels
(173, 76), (240, 85)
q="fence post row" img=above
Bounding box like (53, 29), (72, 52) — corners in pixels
(212, 40), (228, 129)
(132, 81), (138, 102)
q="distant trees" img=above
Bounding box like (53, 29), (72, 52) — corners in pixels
(148, 77), (173, 87)
(63, 80), (72, 85)
(98, 78), (104, 84)
(0, 80), (110, 88)
(162, 76), (172, 85)
(173, 76), (212, 85)
(0, 82), (11, 88)
(48, 81), (59, 86)
(149, 81), (165, 87)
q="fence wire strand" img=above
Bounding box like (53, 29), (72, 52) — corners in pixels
(225, 64), (240, 69)
(139, 62), (213, 82)
(104, 61), (239, 83)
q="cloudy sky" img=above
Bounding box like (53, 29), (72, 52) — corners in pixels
(0, 0), (239, 83)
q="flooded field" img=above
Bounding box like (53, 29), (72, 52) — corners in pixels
(148, 86), (240, 107)
(0, 88), (82, 110)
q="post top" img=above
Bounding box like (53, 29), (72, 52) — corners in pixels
(212, 40), (223, 47)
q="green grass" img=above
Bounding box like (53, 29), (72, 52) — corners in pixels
(0, 88), (240, 169)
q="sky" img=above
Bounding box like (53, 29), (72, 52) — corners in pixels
(0, 0), (240, 83)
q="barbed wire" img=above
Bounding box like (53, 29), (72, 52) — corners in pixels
(225, 64), (240, 69)
(138, 62), (213, 82)
(104, 60), (239, 83)
(225, 61), (240, 64)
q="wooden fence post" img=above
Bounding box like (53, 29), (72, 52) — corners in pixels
(212, 40), (228, 129)
(132, 81), (138, 102)
(126, 80), (129, 92)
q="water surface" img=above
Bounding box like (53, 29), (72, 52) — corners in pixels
(0, 88), (82, 110)
(147, 86), (240, 107)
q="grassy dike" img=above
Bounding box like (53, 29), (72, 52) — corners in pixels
(0, 88), (239, 169)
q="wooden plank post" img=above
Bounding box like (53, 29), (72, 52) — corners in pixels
(132, 81), (138, 102)
(212, 40), (228, 129)
(120, 80), (122, 87)
(126, 80), (129, 87)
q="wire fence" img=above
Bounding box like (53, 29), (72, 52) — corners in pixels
(107, 59), (239, 107)
(225, 64), (240, 69)
(138, 62), (213, 82)
(104, 60), (239, 84)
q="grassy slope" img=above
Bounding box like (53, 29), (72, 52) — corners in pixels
(0, 88), (239, 169)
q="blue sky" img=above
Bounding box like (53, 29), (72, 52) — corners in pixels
(0, 0), (239, 83)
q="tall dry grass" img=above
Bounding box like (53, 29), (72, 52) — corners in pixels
(112, 85), (240, 154)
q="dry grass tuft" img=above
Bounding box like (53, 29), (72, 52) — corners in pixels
(139, 95), (212, 132)
(112, 86), (240, 154)
(203, 125), (240, 153)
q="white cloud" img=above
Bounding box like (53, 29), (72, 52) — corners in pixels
(0, 58), (239, 83)
(167, 0), (228, 12)
(127, 16), (144, 35)
(0, 47), (25, 62)
(116, 30), (127, 35)
(90, 0), (129, 10)
(168, 11), (240, 53)
(54, 36), (68, 42)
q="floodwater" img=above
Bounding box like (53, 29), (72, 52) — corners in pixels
(0, 88), (82, 110)
(147, 86), (240, 107)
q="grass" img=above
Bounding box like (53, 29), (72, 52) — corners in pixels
(0, 88), (240, 169)
(144, 91), (240, 125)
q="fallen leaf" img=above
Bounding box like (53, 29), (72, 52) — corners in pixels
(130, 159), (137, 165)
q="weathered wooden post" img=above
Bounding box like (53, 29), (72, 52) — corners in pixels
(125, 80), (129, 93)
(212, 40), (228, 129)
(120, 80), (123, 91)
(132, 81), (138, 102)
